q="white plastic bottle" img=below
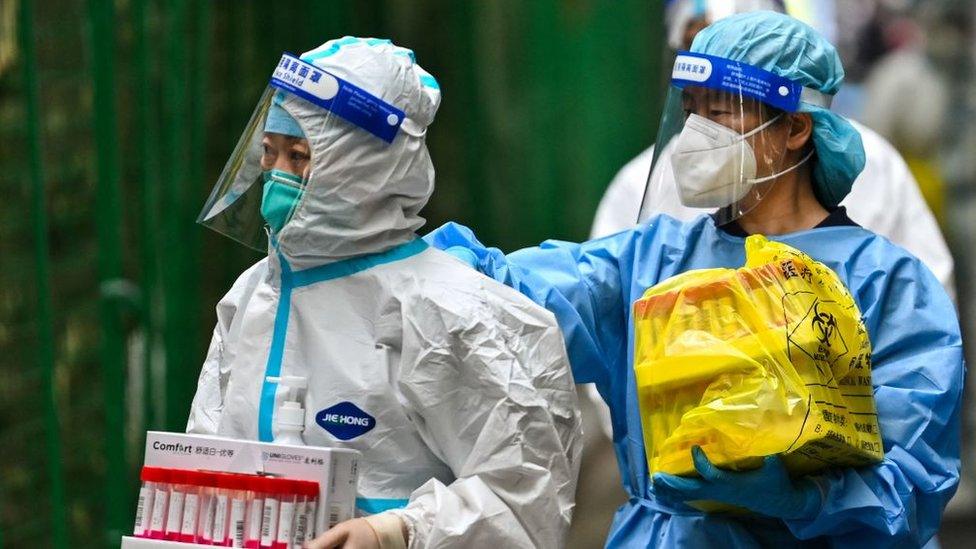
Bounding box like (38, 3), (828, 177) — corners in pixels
(266, 375), (308, 446)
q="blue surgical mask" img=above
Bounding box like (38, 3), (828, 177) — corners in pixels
(261, 169), (305, 233)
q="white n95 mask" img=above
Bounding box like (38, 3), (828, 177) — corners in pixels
(670, 113), (784, 208)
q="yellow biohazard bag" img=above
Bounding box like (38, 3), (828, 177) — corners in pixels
(634, 235), (883, 479)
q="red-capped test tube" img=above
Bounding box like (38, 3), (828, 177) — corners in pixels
(230, 475), (250, 547)
(259, 477), (285, 549)
(292, 480), (319, 546)
(164, 470), (190, 541)
(272, 480), (300, 549)
(134, 467), (165, 538)
(146, 467), (171, 539)
(212, 472), (249, 547)
(307, 481), (321, 542)
(211, 472), (234, 545)
(244, 475), (267, 549)
(178, 470), (203, 543)
(290, 480), (308, 547)
(197, 471), (218, 544)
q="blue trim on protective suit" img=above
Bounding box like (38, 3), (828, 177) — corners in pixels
(420, 75), (440, 90)
(290, 239), (428, 288)
(257, 239), (430, 442)
(259, 256), (294, 442)
(355, 497), (410, 515)
(302, 36), (361, 61)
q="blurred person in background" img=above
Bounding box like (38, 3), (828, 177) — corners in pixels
(430, 12), (963, 547)
(850, 0), (976, 524)
(915, 0), (976, 522)
(860, 1), (951, 226)
(188, 37), (582, 549)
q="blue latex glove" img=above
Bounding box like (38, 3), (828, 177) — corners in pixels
(652, 446), (823, 521)
(444, 246), (479, 269)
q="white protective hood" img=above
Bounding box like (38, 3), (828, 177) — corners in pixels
(275, 38), (441, 270)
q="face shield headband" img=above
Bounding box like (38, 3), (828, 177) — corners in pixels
(269, 52), (407, 144)
(197, 53), (410, 251)
(637, 51), (834, 224)
(670, 51), (833, 113)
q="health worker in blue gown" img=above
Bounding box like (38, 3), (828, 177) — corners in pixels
(426, 11), (964, 548)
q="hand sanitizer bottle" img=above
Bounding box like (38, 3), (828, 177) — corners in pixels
(265, 375), (308, 446)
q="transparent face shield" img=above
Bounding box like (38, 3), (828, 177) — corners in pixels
(639, 51), (826, 226)
(198, 53), (406, 251)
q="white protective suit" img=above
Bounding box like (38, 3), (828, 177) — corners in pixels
(591, 120), (955, 296)
(187, 38), (582, 549)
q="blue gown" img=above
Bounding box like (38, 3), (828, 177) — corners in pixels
(425, 214), (963, 548)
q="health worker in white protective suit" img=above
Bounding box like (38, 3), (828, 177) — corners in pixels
(188, 37), (582, 549)
(592, 0), (955, 297)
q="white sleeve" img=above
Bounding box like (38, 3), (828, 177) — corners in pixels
(185, 293), (239, 434)
(186, 262), (265, 434)
(185, 327), (226, 434)
(391, 282), (583, 548)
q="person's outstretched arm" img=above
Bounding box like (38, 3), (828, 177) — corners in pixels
(186, 262), (266, 434)
(425, 221), (639, 391)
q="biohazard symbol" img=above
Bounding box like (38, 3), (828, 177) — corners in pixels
(786, 294), (850, 380)
(811, 303), (837, 346)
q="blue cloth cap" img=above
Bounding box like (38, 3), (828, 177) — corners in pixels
(691, 11), (866, 207)
(264, 102), (306, 139)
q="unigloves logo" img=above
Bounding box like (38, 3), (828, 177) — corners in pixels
(315, 402), (376, 441)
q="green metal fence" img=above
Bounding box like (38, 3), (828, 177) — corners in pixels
(1, 0), (663, 546)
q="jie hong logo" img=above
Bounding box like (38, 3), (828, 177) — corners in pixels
(316, 402), (376, 441)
